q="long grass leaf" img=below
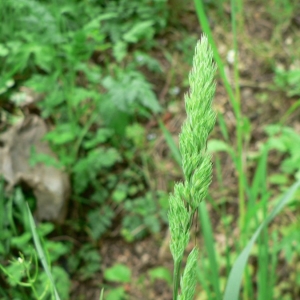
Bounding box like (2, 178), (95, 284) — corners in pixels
(99, 288), (104, 300)
(158, 119), (182, 166)
(223, 180), (300, 300)
(217, 113), (229, 142)
(26, 203), (61, 300)
(193, 0), (239, 117)
(199, 202), (221, 299)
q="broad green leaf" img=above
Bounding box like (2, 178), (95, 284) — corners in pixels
(148, 267), (172, 286)
(104, 264), (131, 283)
(106, 287), (126, 300)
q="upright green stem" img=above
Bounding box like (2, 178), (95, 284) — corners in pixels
(195, 0), (246, 230)
(230, 0), (245, 232)
(194, 0), (239, 116)
(173, 260), (182, 300)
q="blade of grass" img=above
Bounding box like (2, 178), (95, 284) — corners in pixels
(245, 146), (269, 230)
(196, 254), (214, 299)
(199, 201), (222, 300)
(223, 180), (300, 300)
(257, 217), (269, 300)
(247, 146), (268, 209)
(99, 288), (104, 300)
(193, 0), (238, 116)
(268, 232), (279, 300)
(257, 159), (270, 300)
(217, 113), (230, 142)
(158, 119), (182, 166)
(279, 99), (300, 125)
(194, 0), (246, 231)
(26, 203), (61, 300)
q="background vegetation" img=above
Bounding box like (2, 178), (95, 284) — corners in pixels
(0, 0), (300, 299)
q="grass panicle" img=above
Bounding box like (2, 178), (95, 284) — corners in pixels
(168, 35), (216, 300)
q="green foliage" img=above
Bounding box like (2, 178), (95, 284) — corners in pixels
(0, 0), (169, 297)
(67, 244), (101, 280)
(3, 0), (300, 299)
(88, 205), (115, 241)
(1, 0), (166, 240)
(102, 68), (161, 114)
(73, 148), (122, 194)
(274, 68), (300, 97)
(121, 192), (167, 241)
(148, 267), (172, 286)
(105, 286), (127, 300)
(104, 264), (132, 300)
(99, 0), (168, 61)
(265, 125), (300, 180)
(104, 263), (131, 283)
(0, 187), (70, 299)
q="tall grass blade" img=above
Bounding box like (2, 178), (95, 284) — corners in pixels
(159, 119), (182, 166)
(193, 0), (238, 116)
(26, 203), (61, 300)
(217, 113), (230, 142)
(199, 202), (221, 299)
(223, 180), (300, 300)
(247, 146), (268, 207)
(99, 288), (104, 300)
(194, 0), (246, 230)
(280, 99), (300, 125)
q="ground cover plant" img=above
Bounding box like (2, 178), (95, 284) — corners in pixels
(1, 0), (300, 299)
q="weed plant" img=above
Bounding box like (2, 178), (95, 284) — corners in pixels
(1, 0), (168, 239)
(168, 35), (216, 300)
(0, 0), (169, 298)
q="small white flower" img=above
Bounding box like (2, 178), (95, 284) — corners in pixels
(136, 55), (144, 63)
(18, 257), (24, 264)
(169, 86), (180, 96)
(147, 133), (156, 141)
(227, 49), (235, 64)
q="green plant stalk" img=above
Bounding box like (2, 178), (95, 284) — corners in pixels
(194, 0), (246, 230)
(168, 35), (216, 300)
(26, 204), (61, 300)
(236, 0), (245, 34)
(230, 0), (245, 232)
(199, 202), (221, 299)
(194, 0), (239, 116)
(159, 119), (182, 166)
(0, 253), (40, 298)
(279, 99), (300, 125)
(269, 232), (279, 300)
(173, 260), (182, 299)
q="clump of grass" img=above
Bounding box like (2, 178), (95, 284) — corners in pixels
(168, 35), (216, 300)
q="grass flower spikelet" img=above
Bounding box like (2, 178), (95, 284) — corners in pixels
(168, 35), (216, 300)
(179, 35), (216, 209)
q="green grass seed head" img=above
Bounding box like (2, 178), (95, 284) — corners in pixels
(180, 35), (216, 209)
(168, 35), (216, 299)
